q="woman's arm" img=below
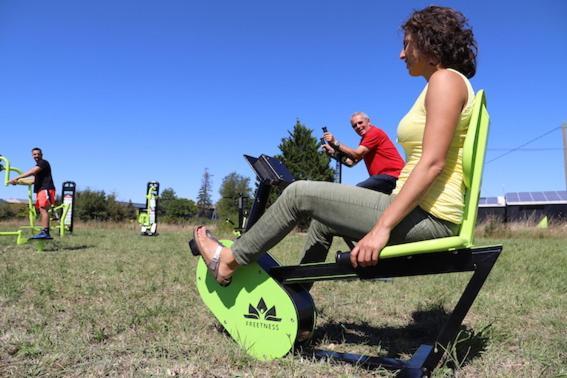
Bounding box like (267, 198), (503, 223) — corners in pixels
(350, 70), (468, 267)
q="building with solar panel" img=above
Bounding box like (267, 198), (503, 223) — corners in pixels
(478, 191), (567, 223)
(478, 196), (506, 222)
(505, 191), (567, 222)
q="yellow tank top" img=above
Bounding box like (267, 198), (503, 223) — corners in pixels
(392, 69), (475, 224)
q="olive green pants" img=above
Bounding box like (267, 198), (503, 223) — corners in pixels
(231, 180), (456, 265)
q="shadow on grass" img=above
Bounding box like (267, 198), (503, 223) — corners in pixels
(306, 304), (490, 369)
(40, 244), (93, 252)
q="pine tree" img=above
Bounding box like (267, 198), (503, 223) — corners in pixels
(197, 168), (213, 217)
(276, 119), (334, 182)
(274, 119), (335, 229)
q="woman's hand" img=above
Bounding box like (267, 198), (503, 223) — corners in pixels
(350, 227), (391, 268)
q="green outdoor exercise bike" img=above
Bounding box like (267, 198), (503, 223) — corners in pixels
(189, 91), (502, 377)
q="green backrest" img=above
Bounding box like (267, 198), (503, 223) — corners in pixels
(379, 90), (490, 259)
(459, 90), (489, 246)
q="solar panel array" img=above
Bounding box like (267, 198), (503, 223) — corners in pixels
(479, 191), (567, 206)
(478, 196), (505, 206)
(504, 191), (567, 205)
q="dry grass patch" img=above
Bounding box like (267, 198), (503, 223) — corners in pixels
(0, 223), (565, 376)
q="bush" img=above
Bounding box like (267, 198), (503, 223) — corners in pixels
(158, 187), (198, 223)
(0, 202), (27, 220)
(0, 202), (15, 220)
(75, 189), (135, 222)
(161, 198), (198, 223)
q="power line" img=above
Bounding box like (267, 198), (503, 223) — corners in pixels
(486, 126), (561, 164)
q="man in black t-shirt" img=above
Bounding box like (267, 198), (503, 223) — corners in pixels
(9, 147), (56, 239)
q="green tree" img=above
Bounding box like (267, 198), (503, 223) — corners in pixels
(163, 198), (198, 223)
(274, 119), (335, 229)
(75, 189), (109, 221)
(276, 119), (334, 182)
(107, 193), (136, 221)
(158, 187), (177, 217)
(0, 201), (16, 220)
(197, 168), (213, 217)
(216, 172), (252, 224)
(124, 201), (138, 220)
(157, 187), (198, 222)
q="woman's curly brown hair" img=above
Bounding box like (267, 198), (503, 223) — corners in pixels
(402, 6), (477, 78)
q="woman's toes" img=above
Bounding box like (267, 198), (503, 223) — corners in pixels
(195, 227), (216, 261)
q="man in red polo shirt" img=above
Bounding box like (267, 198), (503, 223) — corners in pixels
(322, 112), (405, 194)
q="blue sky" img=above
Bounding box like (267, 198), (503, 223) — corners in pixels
(1, 0), (566, 203)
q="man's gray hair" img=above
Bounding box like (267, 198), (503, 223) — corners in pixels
(350, 112), (370, 121)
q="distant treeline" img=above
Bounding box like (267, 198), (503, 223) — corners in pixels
(0, 191), (139, 222)
(0, 120), (335, 225)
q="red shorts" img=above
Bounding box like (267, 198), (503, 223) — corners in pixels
(36, 189), (56, 209)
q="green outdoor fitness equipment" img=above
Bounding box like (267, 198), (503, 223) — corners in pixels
(137, 181), (159, 236)
(190, 91), (502, 376)
(0, 155), (74, 246)
(192, 155), (315, 360)
(1, 155), (33, 244)
(59, 181), (76, 234)
(47, 181), (76, 237)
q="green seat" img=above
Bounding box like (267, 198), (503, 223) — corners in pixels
(379, 89), (489, 259)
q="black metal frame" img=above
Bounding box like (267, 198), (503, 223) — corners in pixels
(236, 194), (248, 231)
(270, 245), (502, 376)
(320, 127), (343, 183)
(244, 154), (294, 231)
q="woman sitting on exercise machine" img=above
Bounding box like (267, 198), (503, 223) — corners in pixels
(192, 5), (478, 286)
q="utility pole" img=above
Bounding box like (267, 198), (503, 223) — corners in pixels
(562, 123), (567, 190)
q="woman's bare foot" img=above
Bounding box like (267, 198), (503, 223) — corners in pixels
(194, 226), (239, 284)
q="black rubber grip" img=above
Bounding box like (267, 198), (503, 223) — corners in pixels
(320, 127), (330, 147)
(335, 251), (352, 266)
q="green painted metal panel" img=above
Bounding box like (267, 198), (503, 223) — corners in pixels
(195, 241), (301, 360)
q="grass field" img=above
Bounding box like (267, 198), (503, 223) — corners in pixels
(0, 221), (565, 377)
